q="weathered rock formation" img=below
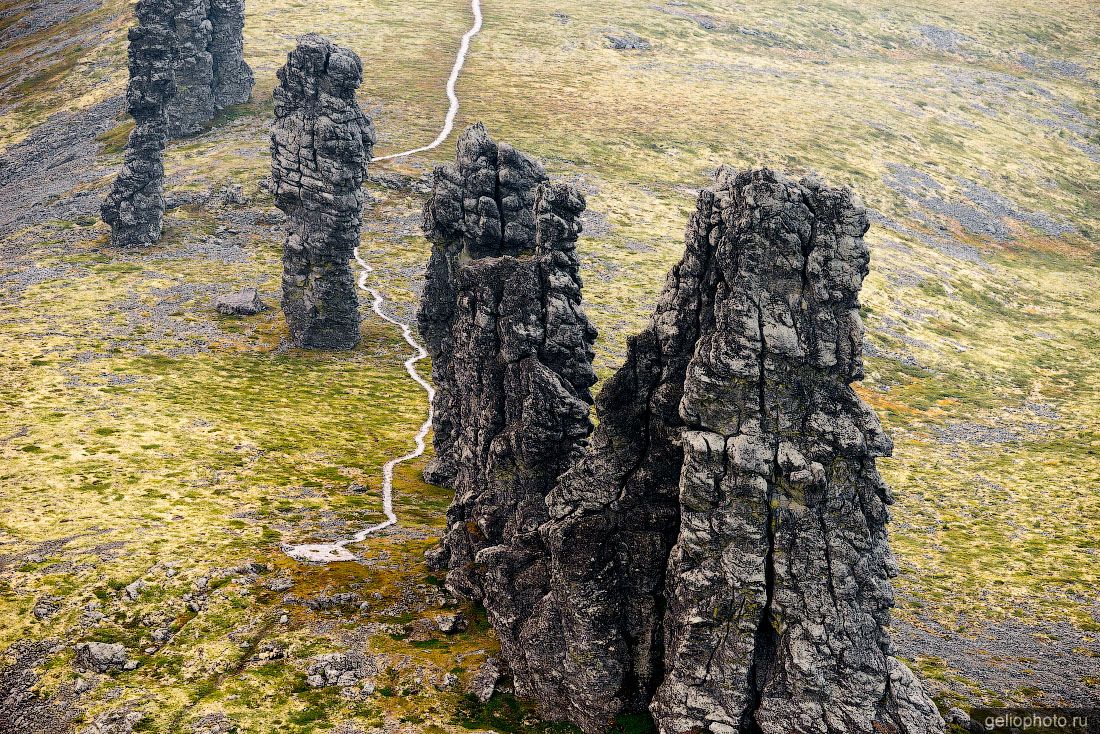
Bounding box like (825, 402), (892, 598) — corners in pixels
(418, 122), (569, 487)
(430, 165), (944, 734)
(100, 0), (176, 248)
(645, 168), (944, 734)
(209, 0), (254, 109)
(551, 168), (941, 733)
(417, 124), (598, 673)
(165, 0), (253, 138)
(271, 34), (374, 349)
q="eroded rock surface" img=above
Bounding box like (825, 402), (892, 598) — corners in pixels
(417, 124), (598, 677)
(649, 168), (942, 734)
(165, 0), (253, 138)
(209, 0), (254, 111)
(100, 0), (176, 248)
(271, 34), (374, 349)
(512, 168), (944, 734)
(418, 123), (556, 488)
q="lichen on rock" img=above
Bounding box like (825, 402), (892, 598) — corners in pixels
(164, 0), (253, 138)
(270, 34), (375, 350)
(417, 123), (598, 675)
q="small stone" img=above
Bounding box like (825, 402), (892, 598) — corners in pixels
(215, 288), (269, 316)
(124, 580), (145, 601)
(305, 652), (375, 689)
(604, 31), (651, 50)
(221, 184), (248, 206)
(947, 707), (973, 730)
(265, 577), (294, 592)
(436, 613), (467, 634)
(32, 595), (61, 620)
(74, 642), (129, 673)
(77, 708), (146, 734)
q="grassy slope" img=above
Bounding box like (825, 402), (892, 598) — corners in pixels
(0, 0), (1097, 731)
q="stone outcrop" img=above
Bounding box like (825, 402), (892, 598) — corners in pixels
(101, 0), (176, 248)
(447, 167), (943, 734)
(271, 34), (374, 350)
(417, 124), (598, 676)
(165, 0), (253, 138)
(209, 0), (254, 109)
(645, 168), (944, 734)
(418, 122), (561, 487)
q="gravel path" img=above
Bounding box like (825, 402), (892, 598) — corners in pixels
(282, 0), (482, 563)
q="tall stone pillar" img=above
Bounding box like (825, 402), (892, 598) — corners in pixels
(101, 0), (177, 248)
(271, 34), (374, 350)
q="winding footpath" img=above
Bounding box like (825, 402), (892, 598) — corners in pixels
(283, 0), (481, 563)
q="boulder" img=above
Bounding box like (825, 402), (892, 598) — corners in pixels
(215, 288), (268, 316)
(73, 642), (129, 673)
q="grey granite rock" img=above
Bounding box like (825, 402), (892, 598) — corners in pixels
(215, 287), (268, 315)
(100, 0), (176, 248)
(165, 0), (253, 138)
(417, 124), (598, 679)
(271, 34), (375, 350)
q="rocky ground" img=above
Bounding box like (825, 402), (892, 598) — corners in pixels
(1, 0), (1098, 732)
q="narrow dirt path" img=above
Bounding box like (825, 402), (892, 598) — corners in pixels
(283, 0), (481, 563)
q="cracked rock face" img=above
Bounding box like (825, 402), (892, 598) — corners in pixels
(100, 0), (176, 248)
(209, 0), (254, 110)
(271, 34), (374, 350)
(165, 0), (253, 138)
(649, 167), (942, 734)
(417, 124), (598, 673)
(521, 168), (943, 734)
(418, 122), (562, 488)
